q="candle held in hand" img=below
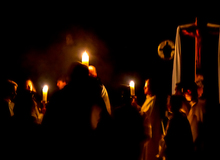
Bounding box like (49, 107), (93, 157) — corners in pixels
(129, 81), (135, 96)
(82, 51), (89, 66)
(42, 85), (49, 102)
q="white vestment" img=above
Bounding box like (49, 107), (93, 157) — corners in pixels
(140, 95), (162, 160)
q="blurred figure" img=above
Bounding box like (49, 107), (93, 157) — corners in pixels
(57, 75), (68, 90)
(0, 79), (18, 125)
(25, 79), (36, 92)
(195, 73), (204, 99)
(131, 78), (162, 160)
(14, 79), (44, 125)
(174, 82), (183, 95)
(0, 79), (18, 159)
(11, 78), (43, 158)
(41, 61), (112, 159)
(26, 79), (45, 124)
(89, 65), (112, 115)
(162, 82), (189, 157)
(183, 81), (206, 160)
(174, 82), (190, 116)
(162, 95), (194, 160)
(25, 79), (47, 115)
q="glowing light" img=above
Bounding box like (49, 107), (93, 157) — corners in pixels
(42, 85), (49, 102)
(129, 80), (135, 96)
(82, 51), (89, 66)
(26, 80), (33, 91)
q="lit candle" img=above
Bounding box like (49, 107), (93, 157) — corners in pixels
(42, 85), (49, 102)
(129, 80), (135, 96)
(82, 51), (89, 66)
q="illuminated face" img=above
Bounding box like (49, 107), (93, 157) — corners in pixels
(57, 80), (67, 90)
(14, 86), (17, 93)
(184, 89), (192, 101)
(12, 85), (17, 99)
(144, 80), (150, 95)
(26, 80), (33, 91)
(88, 66), (97, 78)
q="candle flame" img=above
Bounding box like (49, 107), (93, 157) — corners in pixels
(129, 80), (135, 96)
(129, 81), (135, 87)
(43, 85), (48, 92)
(82, 51), (89, 62)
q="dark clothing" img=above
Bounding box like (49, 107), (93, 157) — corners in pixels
(112, 104), (146, 160)
(13, 90), (37, 125)
(11, 89), (41, 157)
(0, 100), (11, 125)
(0, 99), (14, 147)
(41, 75), (112, 159)
(164, 112), (194, 160)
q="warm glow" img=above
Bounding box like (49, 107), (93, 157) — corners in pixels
(184, 93), (192, 101)
(26, 80), (33, 91)
(43, 85), (48, 92)
(88, 65), (97, 77)
(82, 51), (89, 66)
(130, 81), (134, 87)
(42, 85), (49, 102)
(129, 80), (135, 96)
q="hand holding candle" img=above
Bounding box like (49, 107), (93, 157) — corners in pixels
(42, 85), (48, 102)
(129, 80), (135, 96)
(82, 51), (89, 66)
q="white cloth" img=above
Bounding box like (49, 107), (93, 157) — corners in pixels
(172, 23), (195, 95)
(8, 100), (15, 117)
(31, 101), (44, 124)
(140, 95), (156, 116)
(187, 99), (206, 142)
(140, 95), (156, 139)
(172, 23), (220, 104)
(140, 95), (162, 160)
(101, 85), (111, 115)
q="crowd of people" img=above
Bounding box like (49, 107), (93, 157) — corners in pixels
(0, 61), (216, 160)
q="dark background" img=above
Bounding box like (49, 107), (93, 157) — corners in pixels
(1, 3), (220, 106)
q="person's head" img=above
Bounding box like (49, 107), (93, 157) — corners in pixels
(169, 95), (183, 113)
(25, 79), (36, 92)
(183, 81), (198, 102)
(88, 65), (97, 78)
(175, 82), (183, 95)
(1, 79), (18, 101)
(195, 72), (204, 98)
(196, 80), (204, 98)
(144, 79), (150, 95)
(144, 78), (156, 96)
(67, 61), (89, 84)
(57, 76), (68, 90)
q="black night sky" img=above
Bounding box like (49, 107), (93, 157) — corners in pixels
(1, 3), (220, 104)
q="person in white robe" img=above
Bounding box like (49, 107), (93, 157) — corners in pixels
(132, 78), (162, 160)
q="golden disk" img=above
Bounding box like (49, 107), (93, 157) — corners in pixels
(158, 40), (175, 60)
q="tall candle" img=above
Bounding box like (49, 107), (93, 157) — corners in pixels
(129, 81), (135, 96)
(42, 85), (48, 102)
(82, 51), (89, 66)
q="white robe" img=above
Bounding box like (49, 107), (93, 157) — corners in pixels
(140, 95), (162, 160)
